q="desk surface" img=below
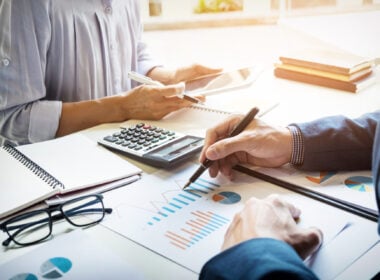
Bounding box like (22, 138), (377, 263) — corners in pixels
(1, 16), (380, 279)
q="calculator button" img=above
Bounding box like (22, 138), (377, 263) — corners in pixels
(136, 123), (144, 128)
(121, 141), (130, 146)
(128, 143), (137, 149)
(131, 137), (139, 143)
(168, 132), (175, 136)
(159, 135), (166, 140)
(134, 146), (142, 151)
(103, 136), (118, 142)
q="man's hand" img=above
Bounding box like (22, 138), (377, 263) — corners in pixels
(200, 114), (293, 179)
(222, 194), (323, 260)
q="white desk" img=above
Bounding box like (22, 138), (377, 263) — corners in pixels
(1, 18), (380, 279)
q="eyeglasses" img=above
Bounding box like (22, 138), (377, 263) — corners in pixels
(0, 194), (112, 247)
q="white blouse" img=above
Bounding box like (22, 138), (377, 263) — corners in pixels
(0, 0), (160, 145)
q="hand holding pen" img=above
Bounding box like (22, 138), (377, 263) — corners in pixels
(183, 107), (259, 189)
(128, 71), (203, 104)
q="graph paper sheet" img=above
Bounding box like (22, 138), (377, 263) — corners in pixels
(100, 161), (372, 274)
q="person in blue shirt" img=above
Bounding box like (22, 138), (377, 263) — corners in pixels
(0, 0), (220, 146)
(199, 111), (380, 279)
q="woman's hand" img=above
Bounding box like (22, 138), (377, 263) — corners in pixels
(148, 64), (223, 85)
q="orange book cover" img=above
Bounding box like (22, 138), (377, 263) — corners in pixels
(279, 49), (372, 75)
(275, 62), (372, 82)
(274, 68), (375, 93)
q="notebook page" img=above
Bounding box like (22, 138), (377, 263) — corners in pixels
(0, 148), (58, 219)
(17, 133), (142, 192)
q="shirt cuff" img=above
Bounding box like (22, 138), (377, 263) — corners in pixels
(29, 100), (62, 143)
(287, 125), (304, 166)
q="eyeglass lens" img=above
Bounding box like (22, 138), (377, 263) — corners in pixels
(62, 195), (105, 226)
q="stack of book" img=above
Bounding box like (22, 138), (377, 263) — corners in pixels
(274, 49), (375, 93)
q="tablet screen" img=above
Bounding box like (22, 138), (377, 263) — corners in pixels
(184, 67), (259, 95)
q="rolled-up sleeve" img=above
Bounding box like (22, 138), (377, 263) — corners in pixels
(0, 0), (60, 146)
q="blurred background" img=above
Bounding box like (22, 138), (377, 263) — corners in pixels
(141, 0), (380, 30)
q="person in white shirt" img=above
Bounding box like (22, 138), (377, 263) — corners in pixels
(0, 0), (220, 146)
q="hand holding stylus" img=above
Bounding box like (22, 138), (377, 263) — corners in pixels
(183, 107), (259, 189)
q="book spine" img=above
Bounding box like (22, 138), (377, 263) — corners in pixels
(2, 145), (65, 189)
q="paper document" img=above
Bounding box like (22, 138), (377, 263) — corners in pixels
(0, 230), (142, 279)
(101, 161), (357, 275)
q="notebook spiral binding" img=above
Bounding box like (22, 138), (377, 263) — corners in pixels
(3, 144), (65, 189)
(190, 104), (231, 115)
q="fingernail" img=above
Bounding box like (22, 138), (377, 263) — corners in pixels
(207, 147), (217, 159)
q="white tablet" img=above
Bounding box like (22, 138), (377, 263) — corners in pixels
(184, 66), (262, 96)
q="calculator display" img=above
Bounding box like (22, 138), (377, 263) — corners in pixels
(147, 136), (203, 160)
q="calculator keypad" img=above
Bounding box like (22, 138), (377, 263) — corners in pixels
(101, 123), (179, 155)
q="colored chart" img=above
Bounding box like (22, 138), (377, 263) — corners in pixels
(40, 257), (72, 279)
(306, 171), (337, 184)
(165, 210), (229, 250)
(212, 191), (241, 205)
(344, 176), (373, 192)
(9, 273), (38, 280)
(147, 178), (221, 226)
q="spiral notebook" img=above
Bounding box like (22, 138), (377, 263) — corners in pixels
(0, 134), (142, 219)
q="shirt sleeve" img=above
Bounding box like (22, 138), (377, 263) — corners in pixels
(0, 1), (61, 146)
(133, 1), (162, 75)
(200, 238), (318, 280)
(290, 111), (380, 171)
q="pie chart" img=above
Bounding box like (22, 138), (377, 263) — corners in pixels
(40, 257), (72, 279)
(9, 273), (38, 280)
(344, 176), (373, 192)
(212, 191), (241, 204)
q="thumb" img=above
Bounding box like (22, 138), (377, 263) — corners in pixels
(293, 227), (323, 260)
(159, 82), (186, 98)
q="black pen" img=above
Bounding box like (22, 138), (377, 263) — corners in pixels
(183, 107), (260, 190)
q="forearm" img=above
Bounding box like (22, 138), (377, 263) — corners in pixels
(56, 96), (127, 137)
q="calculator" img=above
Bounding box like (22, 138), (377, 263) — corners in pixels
(98, 123), (204, 168)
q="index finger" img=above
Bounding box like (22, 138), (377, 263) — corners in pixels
(199, 114), (244, 162)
